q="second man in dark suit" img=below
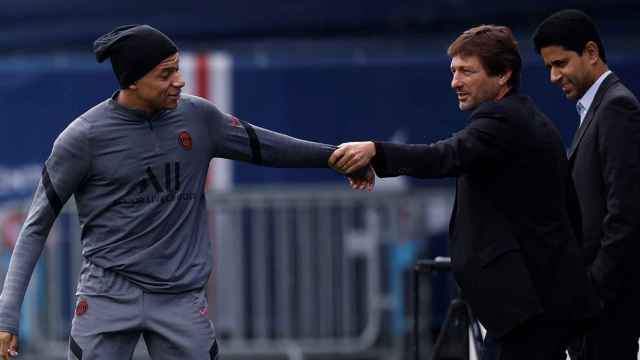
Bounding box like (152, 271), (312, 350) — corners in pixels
(534, 9), (640, 359)
(330, 25), (597, 360)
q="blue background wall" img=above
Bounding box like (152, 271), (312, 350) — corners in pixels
(2, 43), (640, 198)
(2, 0), (640, 201)
(2, 0), (638, 52)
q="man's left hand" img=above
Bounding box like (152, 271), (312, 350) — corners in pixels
(346, 165), (375, 192)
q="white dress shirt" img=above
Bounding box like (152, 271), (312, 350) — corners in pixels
(576, 70), (612, 126)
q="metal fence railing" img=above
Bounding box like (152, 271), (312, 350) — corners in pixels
(0, 186), (454, 360)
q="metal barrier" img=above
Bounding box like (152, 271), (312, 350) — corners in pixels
(0, 186), (454, 360)
(208, 186), (452, 359)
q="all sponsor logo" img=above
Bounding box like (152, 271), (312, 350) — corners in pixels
(115, 161), (197, 205)
(138, 162), (181, 194)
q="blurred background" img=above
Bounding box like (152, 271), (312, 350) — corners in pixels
(1, 1), (639, 359)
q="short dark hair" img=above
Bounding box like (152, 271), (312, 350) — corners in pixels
(448, 25), (522, 91)
(532, 9), (606, 63)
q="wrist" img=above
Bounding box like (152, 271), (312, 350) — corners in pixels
(367, 141), (376, 157)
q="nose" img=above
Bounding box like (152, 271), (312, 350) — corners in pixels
(451, 72), (462, 90)
(172, 72), (186, 89)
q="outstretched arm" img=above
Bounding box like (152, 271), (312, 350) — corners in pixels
(330, 107), (514, 179)
(195, 97), (373, 186)
(223, 118), (375, 188)
(215, 116), (337, 168)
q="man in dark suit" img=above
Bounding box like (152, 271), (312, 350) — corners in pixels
(533, 9), (640, 359)
(329, 24), (597, 360)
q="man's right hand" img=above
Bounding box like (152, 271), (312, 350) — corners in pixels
(0, 332), (18, 359)
(328, 141), (376, 175)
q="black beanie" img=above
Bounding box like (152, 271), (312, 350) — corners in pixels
(93, 25), (178, 89)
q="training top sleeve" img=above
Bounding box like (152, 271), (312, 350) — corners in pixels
(196, 98), (336, 167)
(0, 118), (91, 334)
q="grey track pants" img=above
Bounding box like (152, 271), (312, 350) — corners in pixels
(68, 261), (218, 360)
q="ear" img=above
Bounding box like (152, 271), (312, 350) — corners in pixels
(584, 41), (601, 64)
(128, 83), (138, 90)
(498, 69), (513, 86)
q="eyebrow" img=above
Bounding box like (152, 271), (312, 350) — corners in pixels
(157, 56), (180, 68)
(158, 63), (179, 72)
(451, 65), (472, 71)
(547, 59), (566, 66)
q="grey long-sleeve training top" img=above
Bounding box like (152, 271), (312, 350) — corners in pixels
(0, 93), (336, 334)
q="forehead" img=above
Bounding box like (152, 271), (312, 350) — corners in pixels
(450, 54), (482, 69)
(540, 46), (575, 62)
(155, 53), (180, 70)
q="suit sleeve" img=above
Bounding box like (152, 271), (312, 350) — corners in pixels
(371, 107), (514, 178)
(590, 96), (640, 301)
(0, 119), (91, 334)
(198, 99), (335, 167)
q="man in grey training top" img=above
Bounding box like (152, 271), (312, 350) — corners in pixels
(0, 25), (372, 360)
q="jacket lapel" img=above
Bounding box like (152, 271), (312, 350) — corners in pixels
(568, 73), (619, 160)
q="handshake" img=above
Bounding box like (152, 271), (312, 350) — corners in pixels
(328, 141), (376, 192)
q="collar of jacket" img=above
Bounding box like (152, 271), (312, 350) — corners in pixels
(568, 72), (619, 159)
(107, 90), (172, 122)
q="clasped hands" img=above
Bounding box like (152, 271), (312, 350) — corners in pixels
(328, 141), (377, 191)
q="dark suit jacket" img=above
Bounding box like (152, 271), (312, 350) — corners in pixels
(568, 73), (640, 305)
(371, 94), (597, 338)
